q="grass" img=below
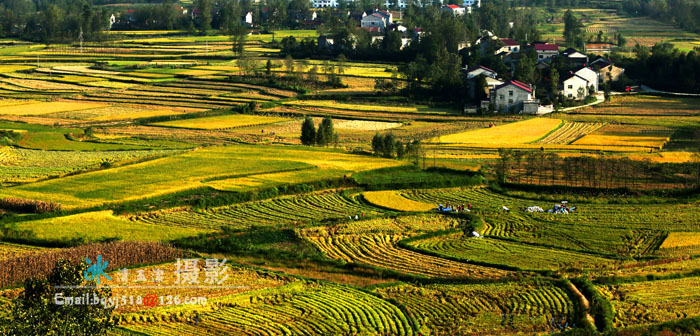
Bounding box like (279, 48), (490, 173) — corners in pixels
(15, 210), (210, 242)
(0, 145), (405, 209)
(437, 118), (563, 145)
(152, 114), (292, 130)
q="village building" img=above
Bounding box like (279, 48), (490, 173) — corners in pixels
(360, 10), (392, 32)
(497, 38), (520, 54)
(590, 57), (625, 83)
(488, 80), (539, 113)
(533, 43), (559, 62)
(560, 73), (591, 100)
(441, 4), (466, 15)
(560, 48), (588, 66)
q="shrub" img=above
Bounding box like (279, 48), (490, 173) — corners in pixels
(0, 198), (62, 214)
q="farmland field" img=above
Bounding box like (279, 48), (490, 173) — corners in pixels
(0, 24), (699, 336)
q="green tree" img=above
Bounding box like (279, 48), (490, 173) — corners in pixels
(300, 117), (316, 146)
(514, 54), (536, 84)
(0, 259), (116, 335)
(563, 9), (585, 49)
(550, 67), (560, 96)
(316, 117), (335, 146)
(372, 133), (385, 156)
(195, 0), (213, 33)
(382, 133), (396, 158)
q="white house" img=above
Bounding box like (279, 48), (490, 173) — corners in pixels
(560, 73), (591, 100)
(441, 4), (466, 16)
(573, 66), (598, 93)
(497, 38), (520, 54)
(490, 80), (539, 113)
(360, 10), (392, 32)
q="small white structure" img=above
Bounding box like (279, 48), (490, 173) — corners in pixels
(109, 14), (116, 29)
(243, 12), (253, 26)
(497, 38), (520, 54)
(466, 65), (497, 79)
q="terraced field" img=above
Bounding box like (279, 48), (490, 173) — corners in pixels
(537, 122), (606, 145)
(0, 147), (181, 182)
(299, 215), (510, 279)
(376, 280), (574, 335)
(133, 191), (383, 229)
(408, 232), (615, 271)
(400, 187), (684, 257)
(599, 277), (700, 327)
(118, 282), (416, 336)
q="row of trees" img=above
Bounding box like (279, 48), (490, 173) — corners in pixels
(623, 0), (700, 34)
(0, 0), (109, 43)
(371, 133), (422, 161)
(624, 42), (700, 93)
(496, 149), (700, 190)
(300, 116), (338, 146)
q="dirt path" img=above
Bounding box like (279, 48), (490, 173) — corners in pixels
(566, 281), (597, 328)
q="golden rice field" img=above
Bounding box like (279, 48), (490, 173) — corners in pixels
(0, 242), (47, 260)
(16, 211), (210, 242)
(0, 145), (405, 209)
(362, 190), (435, 212)
(660, 232), (700, 249)
(152, 114), (292, 130)
(437, 118), (563, 145)
(0, 101), (108, 116)
(573, 124), (673, 149)
(582, 95), (700, 116)
(283, 100), (417, 113)
(334, 119), (403, 131)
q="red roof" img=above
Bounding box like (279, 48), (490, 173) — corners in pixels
(500, 38), (518, 46)
(447, 4), (460, 9)
(496, 80), (532, 93)
(534, 43), (558, 51)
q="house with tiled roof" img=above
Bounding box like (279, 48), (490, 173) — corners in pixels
(591, 57), (625, 83)
(560, 72), (591, 100)
(489, 80), (539, 113)
(560, 48), (588, 66)
(441, 4), (466, 15)
(533, 43), (559, 62)
(497, 38), (520, 54)
(360, 9), (392, 32)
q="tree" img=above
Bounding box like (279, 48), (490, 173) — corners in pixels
(514, 54), (536, 84)
(372, 133), (385, 156)
(316, 117), (335, 146)
(0, 259), (115, 335)
(284, 54), (295, 78)
(300, 117), (316, 145)
(617, 33), (626, 47)
(563, 9), (585, 49)
(307, 65), (319, 83)
(550, 67), (560, 96)
(266, 59), (273, 77)
(382, 133), (396, 158)
(195, 0), (213, 33)
(230, 24), (247, 57)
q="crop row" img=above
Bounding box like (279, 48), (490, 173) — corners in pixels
(300, 231), (509, 279)
(133, 191), (383, 229)
(376, 281), (573, 334)
(598, 277), (700, 328)
(536, 122), (606, 145)
(409, 232), (615, 271)
(120, 282), (416, 336)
